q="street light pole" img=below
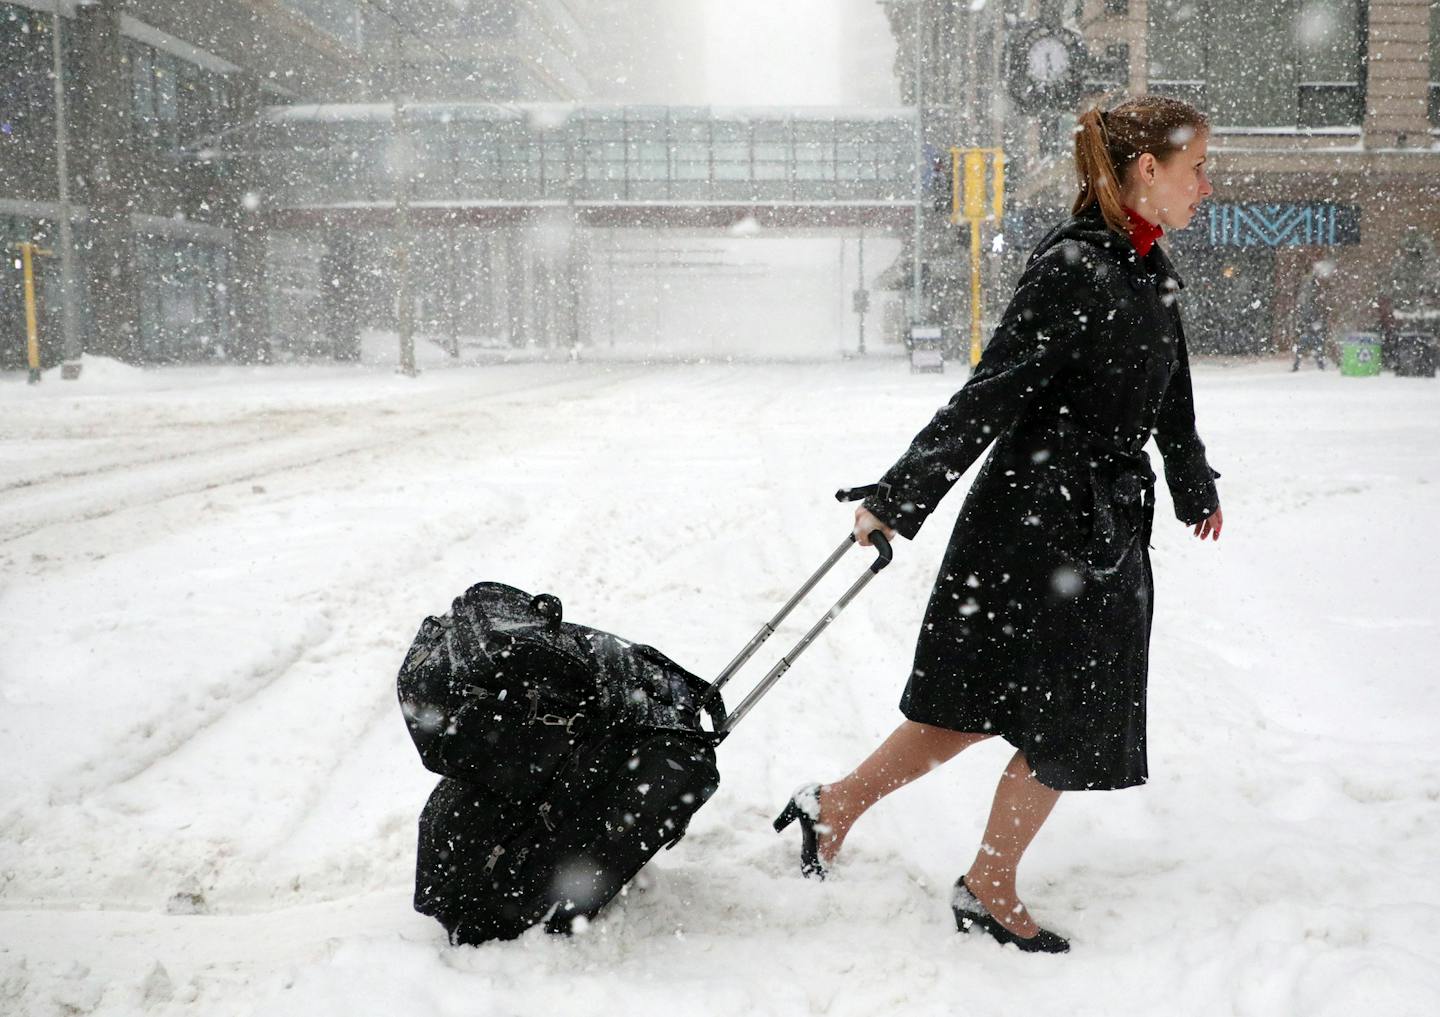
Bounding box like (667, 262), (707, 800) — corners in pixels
(910, 0), (924, 328)
(51, 1), (82, 379)
(857, 227), (866, 356)
(391, 24), (417, 377)
(394, 107), (417, 377)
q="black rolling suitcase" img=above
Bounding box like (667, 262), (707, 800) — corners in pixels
(398, 489), (892, 945)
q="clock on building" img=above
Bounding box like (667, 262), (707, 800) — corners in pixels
(1003, 21), (1088, 114)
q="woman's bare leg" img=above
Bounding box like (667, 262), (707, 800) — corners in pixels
(815, 720), (991, 862)
(961, 749), (1063, 938)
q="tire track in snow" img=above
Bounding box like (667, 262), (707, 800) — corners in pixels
(23, 370), (649, 784)
(1, 365), (954, 911)
(182, 368), (806, 907)
(0, 368), (648, 550)
(0, 370), (681, 907)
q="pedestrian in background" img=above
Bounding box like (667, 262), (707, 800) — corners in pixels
(1293, 261), (1332, 371)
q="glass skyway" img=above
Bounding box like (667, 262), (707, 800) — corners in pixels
(252, 104), (921, 230)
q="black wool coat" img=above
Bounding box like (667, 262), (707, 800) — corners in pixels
(863, 205), (1221, 792)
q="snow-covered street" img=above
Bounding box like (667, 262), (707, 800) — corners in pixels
(2, 354), (1438, 1016)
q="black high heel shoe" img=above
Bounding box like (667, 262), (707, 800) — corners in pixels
(773, 783), (828, 880)
(951, 876), (1070, 954)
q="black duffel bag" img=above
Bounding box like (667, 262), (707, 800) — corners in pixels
(397, 581), (724, 941)
(397, 581), (719, 795)
(414, 728), (719, 942)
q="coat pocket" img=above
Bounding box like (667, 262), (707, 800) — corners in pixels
(1036, 464), (1097, 560)
(1076, 469), (1144, 576)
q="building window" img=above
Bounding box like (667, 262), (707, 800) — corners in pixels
(1296, 0), (1364, 126)
(176, 62), (232, 146)
(137, 234), (229, 361)
(127, 40), (182, 151)
(154, 53), (178, 129)
(0, 3), (53, 141)
(1149, 0), (1365, 128)
(127, 39), (234, 152)
(280, 1), (363, 48)
(1084, 42), (1130, 95)
(1147, 0), (1206, 112)
(129, 41), (154, 125)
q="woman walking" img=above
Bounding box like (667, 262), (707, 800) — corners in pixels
(774, 96), (1224, 953)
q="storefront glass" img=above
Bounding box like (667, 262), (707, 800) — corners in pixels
(136, 234), (229, 363)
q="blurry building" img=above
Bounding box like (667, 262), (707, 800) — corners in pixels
(574, 0), (701, 103)
(0, 0), (605, 367)
(318, 1), (612, 361)
(836, 0), (902, 107)
(13, 2), (1433, 368)
(1, 0), (368, 366)
(362, 0), (595, 102)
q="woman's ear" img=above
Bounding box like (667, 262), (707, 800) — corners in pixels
(1134, 152), (1157, 185)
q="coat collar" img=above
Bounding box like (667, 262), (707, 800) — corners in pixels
(1042, 204), (1186, 291)
(1145, 241), (1186, 291)
(1123, 206), (1164, 257)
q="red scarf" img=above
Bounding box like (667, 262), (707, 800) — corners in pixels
(1124, 206), (1163, 257)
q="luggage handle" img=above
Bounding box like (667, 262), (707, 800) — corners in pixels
(701, 484), (893, 739)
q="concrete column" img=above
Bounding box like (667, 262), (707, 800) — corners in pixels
(534, 260), (552, 347)
(474, 232), (495, 340)
(322, 227), (362, 360)
(222, 74), (270, 363)
(563, 227), (591, 348)
(72, 0), (139, 361)
(505, 227), (528, 346)
(1363, 0), (1432, 149)
(352, 230), (390, 335)
(442, 224), (460, 357)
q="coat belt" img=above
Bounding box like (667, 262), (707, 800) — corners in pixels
(1063, 425), (1158, 553)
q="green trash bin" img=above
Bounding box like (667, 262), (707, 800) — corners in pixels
(1340, 332), (1382, 377)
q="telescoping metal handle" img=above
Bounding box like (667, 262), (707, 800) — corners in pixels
(701, 485), (893, 739)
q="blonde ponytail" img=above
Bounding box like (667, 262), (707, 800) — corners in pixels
(1072, 96), (1210, 238)
(1073, 107), (1129, 235)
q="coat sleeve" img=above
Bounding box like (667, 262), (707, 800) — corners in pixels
(862, 242), (1096, 539)
(1152, 328), (1221, 525)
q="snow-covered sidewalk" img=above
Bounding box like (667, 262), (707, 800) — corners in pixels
(1, 356), (1437, 1016)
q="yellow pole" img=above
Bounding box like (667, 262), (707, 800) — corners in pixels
(969, 219), (983, 367)
(949, 148), (1006, 368)
(15, 242), (52, 384)
(962, 150), (986, 368)
(962, 150), (986, 219)
(992, 151), (1005, 222)
(22, 244), (40, 381)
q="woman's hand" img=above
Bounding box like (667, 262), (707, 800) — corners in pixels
(855, 507), (897, 547)
(1191, 507), (1223, 541)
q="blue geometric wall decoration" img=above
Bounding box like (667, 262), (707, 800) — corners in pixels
(1207, 203), (1361, 247)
